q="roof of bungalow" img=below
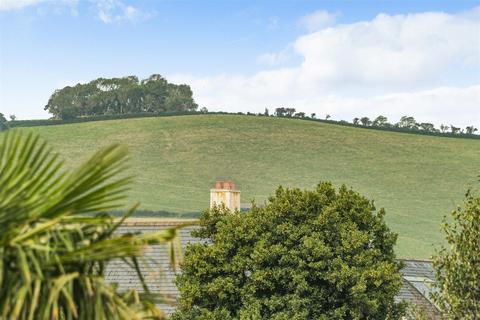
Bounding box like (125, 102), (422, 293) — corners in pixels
(105, 219), (441, 318)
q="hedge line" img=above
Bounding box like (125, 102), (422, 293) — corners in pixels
(7, 111), (211, 128)
(297, 117), (480, 140)
(106, 210), (200, 218)
(6, 111), (479, 140)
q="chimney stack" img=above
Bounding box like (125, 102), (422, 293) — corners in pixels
(210, 180), (240, 212)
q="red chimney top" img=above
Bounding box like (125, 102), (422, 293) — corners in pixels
(214, 181), (236, 190)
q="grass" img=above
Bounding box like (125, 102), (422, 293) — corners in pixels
(11, 114), (480, 259)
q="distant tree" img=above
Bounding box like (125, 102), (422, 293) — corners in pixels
(465, 126), (478, 135)
(325, 114), (331, 120)
(311, 113), (316, 119)
(294, 112), (306, 118)
(0, 113), (7, 131)
(44, 74), (198, 119)
(274, 107), (286, 117)
(440, 124), (449, 133)
(353, 117), (360, 125)
(285, 107), (296, 117)
(419, 123), (437, 133)
(164, 84), (198, 112)
(373, 115), (389, 127)
(396, 116), (419, 130)
(450, 126), (461, 134)
(264, 108), (269, 116)
(173, 183), (405, 320)
(360, 117), (372, 126)
(432, 187), (480, 318)
(200, 107), (208, 113)
(9, 114), (16, 121)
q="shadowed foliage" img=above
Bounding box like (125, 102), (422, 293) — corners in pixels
(0, 130), (182, 319)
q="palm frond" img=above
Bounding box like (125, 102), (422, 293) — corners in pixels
(0, 130), (180, 319)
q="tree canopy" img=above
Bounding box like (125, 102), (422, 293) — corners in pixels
(173, 183), (405, 320)
(44, 74), (198, 119)
(432, 186), (480, 318)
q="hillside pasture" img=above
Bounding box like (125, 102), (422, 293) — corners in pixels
(10, 114), (480, 258)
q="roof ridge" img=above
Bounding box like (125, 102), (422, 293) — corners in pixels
(118, 218), (200, 226)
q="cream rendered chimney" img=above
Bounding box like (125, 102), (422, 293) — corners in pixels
(210, 181), (241, 212)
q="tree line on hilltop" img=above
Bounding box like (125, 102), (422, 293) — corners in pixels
(262, 107), (478, 135)
(43, 74), (198, 119)
(1, 75), (478, 137)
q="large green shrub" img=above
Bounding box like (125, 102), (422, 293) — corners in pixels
(173, 183), (405, 319)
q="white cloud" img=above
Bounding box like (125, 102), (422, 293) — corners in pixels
(295, 10), (479, 87)
(170, 8), (480, 127)
(0, 0), (150, 23)
(0, 0), (76, 11)
(94, 0), (150, 24)
(256, 46), (292, 66)
(299, 10), (336, 31)
(0, 0), (46, 11)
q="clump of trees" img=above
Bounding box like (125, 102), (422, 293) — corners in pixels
(0, 130), (181, 319)
(272, 107), (328, 120)
(173, 183), (405, 319)
(432, 185), (480, 318)
(274, 107), (297, 117)
(44, 74), (198, 119)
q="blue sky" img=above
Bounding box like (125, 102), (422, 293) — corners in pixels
(0, 0), (479, 126)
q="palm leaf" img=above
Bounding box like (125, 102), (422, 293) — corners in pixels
(0, 130), (180, 319)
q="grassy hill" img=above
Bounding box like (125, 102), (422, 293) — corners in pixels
(12, 114), (480, 258)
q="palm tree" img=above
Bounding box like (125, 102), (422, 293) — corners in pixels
(0, 130), (181, 319)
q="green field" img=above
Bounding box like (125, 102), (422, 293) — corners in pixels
(12, 114), (480, 258)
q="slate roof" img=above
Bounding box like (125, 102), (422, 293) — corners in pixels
(105, 219), (441, 318)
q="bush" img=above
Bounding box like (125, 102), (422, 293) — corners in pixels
(432, 187), (480, 318)
(173, 183), (405, 319)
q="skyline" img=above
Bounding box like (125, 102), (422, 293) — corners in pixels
(0, 0), (479, 126)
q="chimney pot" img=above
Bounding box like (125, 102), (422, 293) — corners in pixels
(210, 180), (240, 211)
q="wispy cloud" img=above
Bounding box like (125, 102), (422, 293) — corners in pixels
(0, 0), (76, 11)
(257, 46), (292, 66)
(0, 0), (152, 24)
(267, 16), (279, 30)
(93, 0), (152, 24)
(298, 10), (336, 31)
